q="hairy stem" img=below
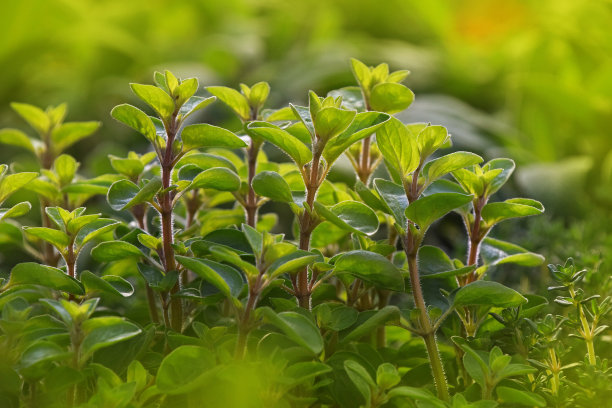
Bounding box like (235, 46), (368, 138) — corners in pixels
(407, 250), (450, 401)
(245, 142), (260, 227)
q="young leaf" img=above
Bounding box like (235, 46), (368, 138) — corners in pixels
(10, 102), (50, 135)
(130, 83), (175, 120)
(417, 125), (449, 160)
(0, 128), (37, 153)
(111, 104), (157, 143)
(369, 83), (414, 114)
(0, 201), (32, 220)
(376, 117), (419, 177)
(334, 250), (404, 291)
(23, 227), (70, 250)
(52, 121), (100, 152)
(313, 107), (356, 142)
(0, 172), (39, 205)
(247, 122), (312, 167)
(206, 86), (251, 121)
(322, 111), (389, 165)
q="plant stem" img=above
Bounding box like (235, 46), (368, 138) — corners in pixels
(160, 116), (182, 332)
(358, 135), (372, 183)
(235, 274), (263, 359)
(407, 250), (450, 401)
(245, 142), (260, 227)
(295, 151), (322, 309)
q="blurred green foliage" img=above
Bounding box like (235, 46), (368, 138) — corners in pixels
(1, 0), (611, 213)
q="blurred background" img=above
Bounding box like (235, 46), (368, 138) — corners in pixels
(1, 0), (611, 266)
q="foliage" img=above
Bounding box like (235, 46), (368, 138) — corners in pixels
(0, 59), (608, 408)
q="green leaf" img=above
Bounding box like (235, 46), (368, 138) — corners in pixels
(179, 96), (216, 119)
(481, 199), (544, 226)
(107, 178), (161, 211)
(130, 83), (175, 120)
(405, 192), (473, 233)
(247, 82), (270, 110)
(423, 151), (483, 186)
(52, 121), (100, 152)
(417, 125), (449, 160)
(54, 154), (78, 186)
(0, 172), (39, 205)
(181, 124), (247, 151)
(8, 262), (84, 294)
(75, 219), (120, 248)
(344, 360), (374, 404)
(496, 386), (545, 407)
(0, 201), (32, 220)
(156, 346), (218, 394)
(261, 308), (324, 354)
(0, 128), (36, 153)
(267, 251), (319, 278)
(322, 111), (389, 165)
(387, 387), (446, 408)
(418, 246), (476, 279)
(486, 159), (515, 196)
(208, 245), (259, 276)
(313, 107), (356, 142)
(175, 77), (199, 107)
(453, 281), (527, 308)
(369, 83), (414, 114)
(206, 86), (250, 121)
(81, 271), (135, 297)
(23, 227), (70, 250)
(373, 178), (408, 228)
(111, 104), (157, 143)
(190, 167), (240, 191)
(314, 201), (379, 235)
(19, 342), (71, 378)
(175, 256), (233, 299)
(176, 152), (236, 172)
(81, 317), (141, 360)
(291, 103), (316, 138)
(376, 117), (419, 177)
(252, 171), (293, 202)
(247, 122), (312, 167)
(91, 241), (142, 262)
(334, 250), (404, 291)
(350, 58), (372, 92)
(340, 306), (399, 344)
(479, 237), (545, 267)
(327, 86), (366, 112)
(109, 156), (145, 179)
(354, 181), (387, 213)
(10, 102), (50, 134)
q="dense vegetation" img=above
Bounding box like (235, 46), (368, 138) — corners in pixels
(0, 58), (609, 407)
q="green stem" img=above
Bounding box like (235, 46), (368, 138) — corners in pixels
(407, 252), (450, 401)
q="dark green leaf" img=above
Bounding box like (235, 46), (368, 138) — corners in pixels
(334, 250), (404, 291)
(453, 281), (527, 308)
